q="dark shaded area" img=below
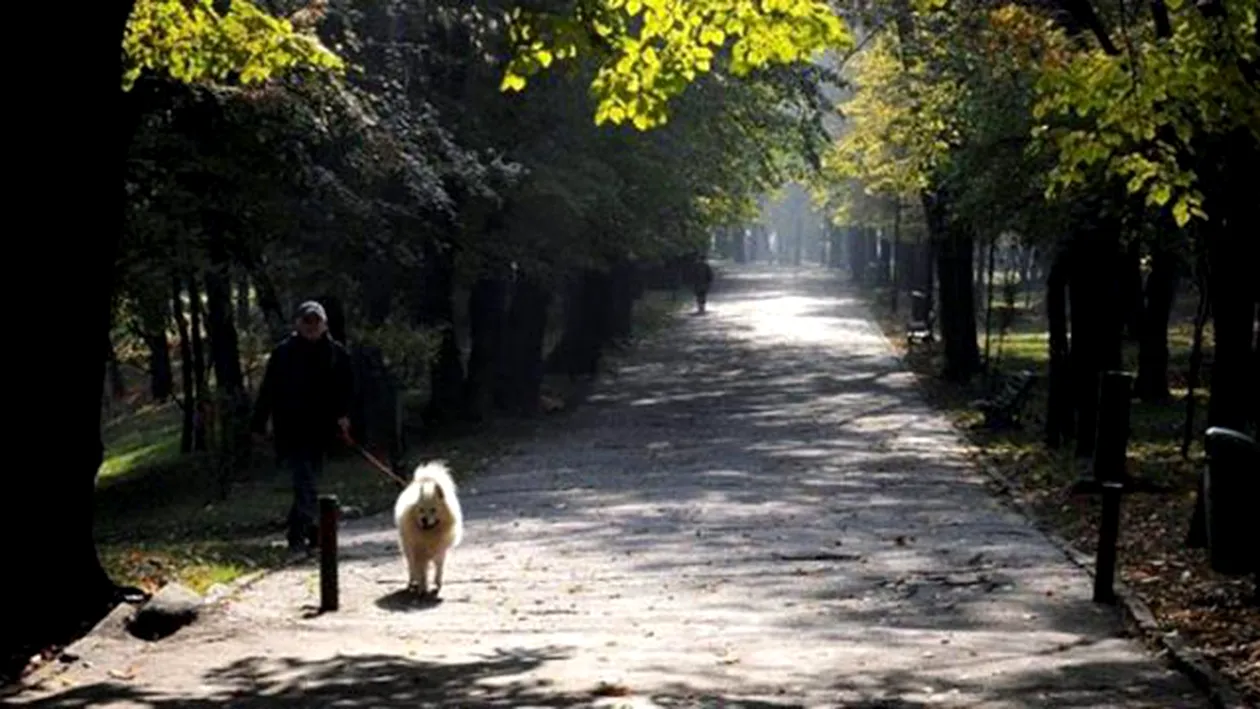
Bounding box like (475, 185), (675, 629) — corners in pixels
(20, 650), (1200, 708)
(10, 0), (139, 688)
(415, 240), (464, 426)
(1134, 244), (1180, 403)
(494, 274), (553, 415)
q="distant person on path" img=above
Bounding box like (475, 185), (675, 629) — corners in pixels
(251, 300), (354, 555)
(691, 258), (714, 314)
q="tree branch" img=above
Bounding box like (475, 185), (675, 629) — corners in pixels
(1057, 0), (1121, 55)
(1149, 0), (1173, 38)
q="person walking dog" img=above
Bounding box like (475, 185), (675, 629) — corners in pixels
(251, 301), (354, 556)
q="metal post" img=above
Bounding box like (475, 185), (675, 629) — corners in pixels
(1094, 481), (1124, 604)
(319, 495), (339, 612)
(1091, 371), (1133, 605)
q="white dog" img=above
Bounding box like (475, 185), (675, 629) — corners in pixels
(393, 460), (464, 597)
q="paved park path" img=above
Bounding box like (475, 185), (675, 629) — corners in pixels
(17, 264), (1206, 708)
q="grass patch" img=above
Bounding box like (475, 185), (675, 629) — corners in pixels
(99, 403), (182, 483)
(99, 542), (288, 595)
(864, 284), (1258, 705)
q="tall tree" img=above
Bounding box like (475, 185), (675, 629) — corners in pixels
(12, 0), (345, 671)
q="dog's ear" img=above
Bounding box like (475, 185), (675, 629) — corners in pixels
(434, 484), (445, 500)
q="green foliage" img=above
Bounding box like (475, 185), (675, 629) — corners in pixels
(500, 0), (852, 129)
(1031, 0), (1260, 226)
(122, 0), (343, 90)
(825, 0), (1259, 233)
(824, 31), (958, 200)
(355, 318), (446, 389)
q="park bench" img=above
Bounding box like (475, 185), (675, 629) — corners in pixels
(905, 290), (935, 348)
(971, 369), (1037, 431)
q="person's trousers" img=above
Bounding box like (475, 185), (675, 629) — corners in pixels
(695, 288), (708, 313)
(284, 452), (324, 549)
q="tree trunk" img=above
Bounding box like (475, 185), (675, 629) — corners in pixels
(922, 191), (981, 382)
(188, 275), (209, 452)
(712, 227), (728, 259)
(547, 270), (606, 377)
(10, 3), (142, 678)
(105, 334), (126, 401)
(495, 275), (553, 415)
(235, 271), (250, 336)
(1253, 312), (1259, 432)
(731, 227), (747, 263)
(172, 276), (196, 455)
(827, 223), (843, 269)
(349, 344), (403, 467)
(755, 225), (770, 263)
(204, 238), (251, 489)
(1181, 272), (1210, 459)
(361, 254), (394, 327)
(250, 267), (290, 342)
(204, 268), (244, 394)
(1182, 252), (1213, 545)
(234, 272), (253, 391)
(983, 237), (997, 370)
(1204, 225), (1257, 433)
(144, 328), (173, 402)
(417, 241), (464, 426)
(974, 239), (984, 288)
(877, 237), (893, 286)
(608, 259), (638, 345)
(463, 275), (508, 422)
(847, 227), (866, 284)
(854, 227), (877, 286)
(1122, 241), (1144, 340)
(1019, 246), (1034, 290)
(316, 293), (348, 345)
(1045, 249), (1073, 448)
(1134, 245), (1180, 402)
(889, 199), (902, 313)
(938, 230), (982, 382)
(138, 292), (174, 402)
(1187, 129), (1259, 546)
(1068, 222), (1125, 459)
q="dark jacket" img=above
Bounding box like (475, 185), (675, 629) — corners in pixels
(251, 332), (354, 457)
(692, 262), (714, 291)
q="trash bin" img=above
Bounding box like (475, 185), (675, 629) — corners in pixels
(1203, 426), (1260, 576)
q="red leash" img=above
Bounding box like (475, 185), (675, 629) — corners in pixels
(341, 433), (408, 487)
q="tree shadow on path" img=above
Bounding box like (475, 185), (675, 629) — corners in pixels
(25, 649), (1190, 708)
